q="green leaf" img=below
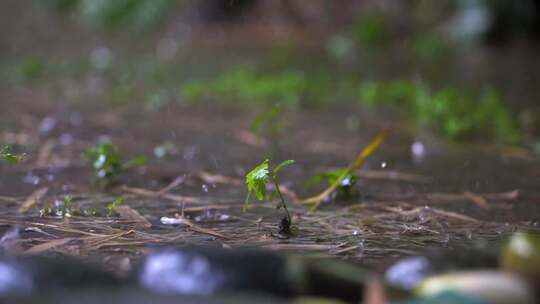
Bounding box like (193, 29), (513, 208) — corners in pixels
(273, 159), (295, 176)
(107, 197), (125, 216)
(0, 145), (23, 164)
(125, 155), (147, 168)
(246, 159), (270, 201)
(244, 159), (271, 211)
(304, 168), (347, 189)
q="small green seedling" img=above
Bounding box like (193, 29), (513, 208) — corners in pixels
(303, 131), (386, 211)
(1, 145), (24, 164)
(39, 195), (74, 218)
(304, 168), (358, 202)
(107, 197), (126, 216)
(244, 159), (295, 233)
(83, 143), (146, 186)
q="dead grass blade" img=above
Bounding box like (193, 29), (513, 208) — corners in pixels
(35, 139), (56, 167)
(19, 187), (48, 213)
(24, 237), (73, 255)
(193, 171), (243, 186)
(156, 175), (188, 195)
(120, 185), (201, 204)
(234, 129), (267, 147)
(356, 169), (431, 183)
(115, 205), (152, 228)
(463, 191), (490, 209)
(161, 216), (229, 239)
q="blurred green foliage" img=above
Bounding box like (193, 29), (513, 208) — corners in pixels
(9, 57), (45, 83)
(357, 80), (520, 143)
(2, 50), (522, 144)
(412, 32), (450, 59)
(41, 0), (175, 29)
(250, 102), (287, 145)
(352, 14), (391, 48)
(182, 67), (311, 147)
(82, 143), (146, 185)
(182, 67), (308, 105)
(107, 196), (126, 216)
(0, 145), (24, 164)
(304, 168), (358, 201)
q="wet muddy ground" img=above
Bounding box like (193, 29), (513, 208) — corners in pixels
(1, 91), (539, 274)
(1, 1), (540, 283)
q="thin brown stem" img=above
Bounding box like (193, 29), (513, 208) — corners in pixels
(271, 174), (291, 224)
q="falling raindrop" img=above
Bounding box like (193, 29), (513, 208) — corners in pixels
(59, 133), (73, 146)
(90, 46), (112, 70)
(69, 112), (82, 126)
(345, 115), (360, 131)
(22, 172), (40, 185)
(381, 162), (387, 168)
(201, 184), (209, 193)
(411, 141), (426, 162)
(357, 239), (365, 257)
(156, 38), (179, 62)
(39, 116), (57, 135)
(183, 146), (197, 160)
(418, 205), (432, 222)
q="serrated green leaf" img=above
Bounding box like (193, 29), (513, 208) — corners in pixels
(245, 159), (269, 201)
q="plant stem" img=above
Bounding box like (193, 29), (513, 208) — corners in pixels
(271, 175), (291, 224)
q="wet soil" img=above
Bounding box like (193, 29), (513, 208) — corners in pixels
(1, 93), (539, 274)
(1, 1), (540, 278)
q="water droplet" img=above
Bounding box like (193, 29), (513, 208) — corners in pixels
(39, 116), (56, 135)
(201, 184), (209, 193)
(90, 46), (112, 70)
(357, 239), (365, 256)
(183, 145), (197, 160)
(59, 133), (73, 145)
(23, 172), (41, 185)
(411, 141), (425, 160)
(345, 115), (360, 131)
(156, 38), (179, 62)
(69, 112), (82, 126)
(418, 206), (432, 222)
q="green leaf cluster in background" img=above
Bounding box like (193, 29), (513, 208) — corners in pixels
(352, 14), (391, 48)
(357, 80), (520, 143)
(182, 67), (308, 105)
(41, 0), (175, 29)
(11, 57), (45, 83)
